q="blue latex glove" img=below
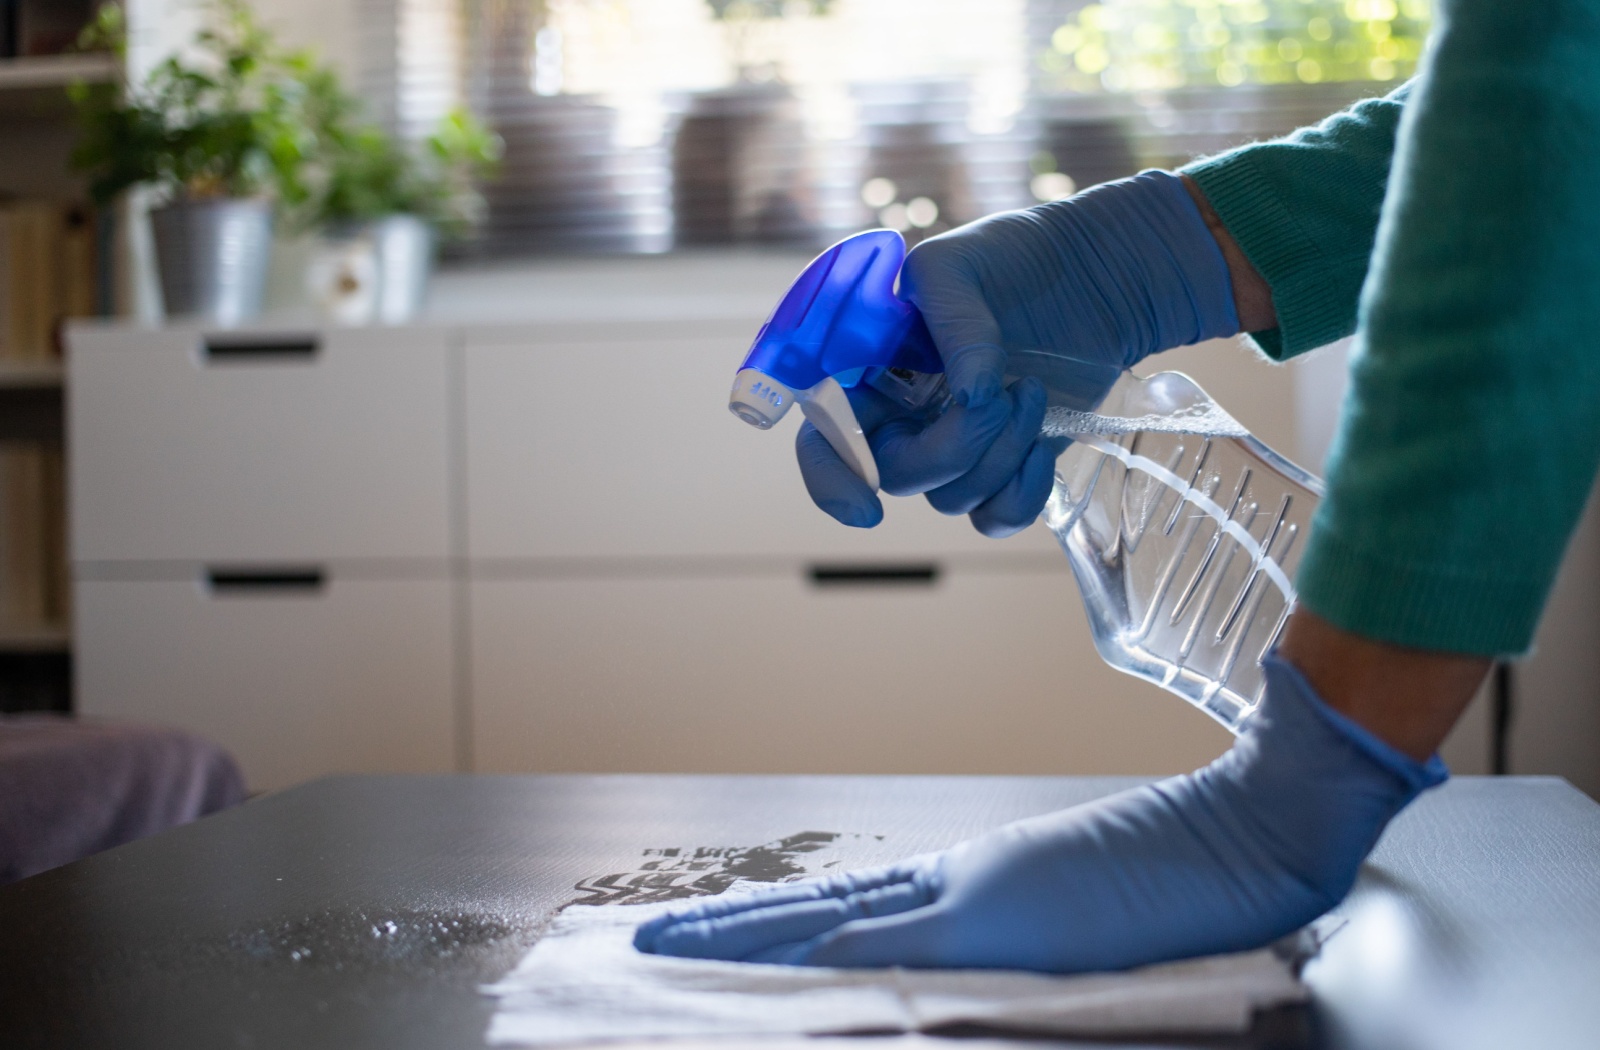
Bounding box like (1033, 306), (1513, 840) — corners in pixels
(798, 375), (1064, 536)
(800, 170), (1240, 535)
(634, 656), (1446, 973)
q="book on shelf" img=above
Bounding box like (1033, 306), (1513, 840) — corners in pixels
(0, 198), (80, 643)
(0, 443), (67, 637)
(0, 199), (97, 362)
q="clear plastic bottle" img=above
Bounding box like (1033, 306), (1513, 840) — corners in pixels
(1041, 371), (1324, 732)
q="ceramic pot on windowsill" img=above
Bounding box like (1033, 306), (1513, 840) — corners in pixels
(148, 196), (274, 326)
(308, 213), (435, 326)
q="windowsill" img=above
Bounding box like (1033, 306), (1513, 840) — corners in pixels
(420, 248), (817, 327)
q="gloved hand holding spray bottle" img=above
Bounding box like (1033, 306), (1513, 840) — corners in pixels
(637, 172), (1447, 974)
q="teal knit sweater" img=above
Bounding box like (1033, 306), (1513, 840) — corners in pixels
(1181, 0), (1600, 656)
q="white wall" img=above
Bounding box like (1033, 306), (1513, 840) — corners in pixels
(1510, 484), (1600, 798)
(253, 0), (362, 78)
(126, 0), (360, 81)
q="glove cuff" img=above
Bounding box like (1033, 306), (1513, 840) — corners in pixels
(1200, 653), (1450, 908)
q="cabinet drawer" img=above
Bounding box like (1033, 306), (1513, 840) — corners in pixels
(469, 568), (1231, 775)
(68, 326), (451, 563)
(463, 330), (1060, 561)
(75, 574), (457, 792)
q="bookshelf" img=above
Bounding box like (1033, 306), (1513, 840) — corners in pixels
(0, 622), (69, 653)
(0, 43), (114, 711)
(0, 363), (63, 444)
(0, 51), (117, 91)
(0, 359), (65, 389)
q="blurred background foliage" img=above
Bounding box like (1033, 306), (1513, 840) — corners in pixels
(1039, 0), (1431, 93)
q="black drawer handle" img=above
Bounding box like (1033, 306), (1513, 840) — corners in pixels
(808, 563), (940, 587)
(206, 567), (327, 594)
(203, 335), (320, 361)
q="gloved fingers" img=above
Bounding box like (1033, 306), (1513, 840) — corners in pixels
(840, 379), (918, 434)
(779, 902), (956, 969)
(797, 420), (883, 528)
(633, 861), (926, 953)
(665, 879), (935, 964)
(632, 883), (826, 953)
(940, 343), (1008, 410)
(639, 870), (935, 963)
(900, 239), (1007, 408)
(794, 380), (937, 526)
(924, 377), (1048, 516)
(968, 438), (1065, 538)
(872, 395), (1012, 498)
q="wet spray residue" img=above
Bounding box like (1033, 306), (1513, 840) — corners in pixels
(1042, 402), (1250, 440)
(227, 907), (527, 977)
(572, 830), (879, 906)
(213, 833), (881, 978)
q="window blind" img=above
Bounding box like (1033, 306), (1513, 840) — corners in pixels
(354, 0), (1425, 257)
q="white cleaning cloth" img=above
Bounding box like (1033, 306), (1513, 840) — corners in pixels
(483, 900), (1319, 1046)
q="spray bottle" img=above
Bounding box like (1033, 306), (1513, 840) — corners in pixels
(728, 230), (1324, 731)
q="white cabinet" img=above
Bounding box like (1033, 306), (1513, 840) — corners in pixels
(463, 324), (1061, 562)
(67, 299), (1235, 793)
(468, 567), (1231, 776)
(69, 325), (452, 564)
(68, 320), (461, 792)
(454, 323), (1234, 780)
(75, 575), (457, 792)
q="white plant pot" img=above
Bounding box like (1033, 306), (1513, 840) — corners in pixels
(308, 214), (435, 326)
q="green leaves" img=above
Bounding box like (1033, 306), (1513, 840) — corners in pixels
(294, 88), (503, 239)
(70, 0), (330, 205)
(69, 0), (503, 240)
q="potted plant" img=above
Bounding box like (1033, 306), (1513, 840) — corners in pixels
(291, 67), (501, 324)
(70, 1), (314, 324)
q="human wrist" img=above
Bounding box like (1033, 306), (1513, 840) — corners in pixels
(1179, 174), (1277, 333)
(1278, 608), (1490, 761)
(1259, 654), (1450, 794)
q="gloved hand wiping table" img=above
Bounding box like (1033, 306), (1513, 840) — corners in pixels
(634, 657), (1443, 972)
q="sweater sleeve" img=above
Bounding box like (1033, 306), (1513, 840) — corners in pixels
(1295, 0), (1600, 655)
(1181, 83), (1411, 360)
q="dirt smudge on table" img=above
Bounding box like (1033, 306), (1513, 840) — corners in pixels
(573, 830), (882, 905)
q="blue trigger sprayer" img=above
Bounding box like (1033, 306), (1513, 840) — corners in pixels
(728, 229), (949, 491)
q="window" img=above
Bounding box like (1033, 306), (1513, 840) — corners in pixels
(358, 0), (1429, 256)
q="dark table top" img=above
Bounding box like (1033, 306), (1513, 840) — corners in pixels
(1, 774), (1596, 1050)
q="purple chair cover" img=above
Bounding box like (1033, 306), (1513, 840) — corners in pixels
(0, 715), (246, 883)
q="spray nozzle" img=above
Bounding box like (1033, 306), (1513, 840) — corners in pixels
(729, 229), (945, 491)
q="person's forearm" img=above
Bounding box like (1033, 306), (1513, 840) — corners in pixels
(1288, 0), (1600, 704)
(1181, 175), (1277, 333)
(1180, 178), (1486, 763)
(1181, 174), (1489, 759)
